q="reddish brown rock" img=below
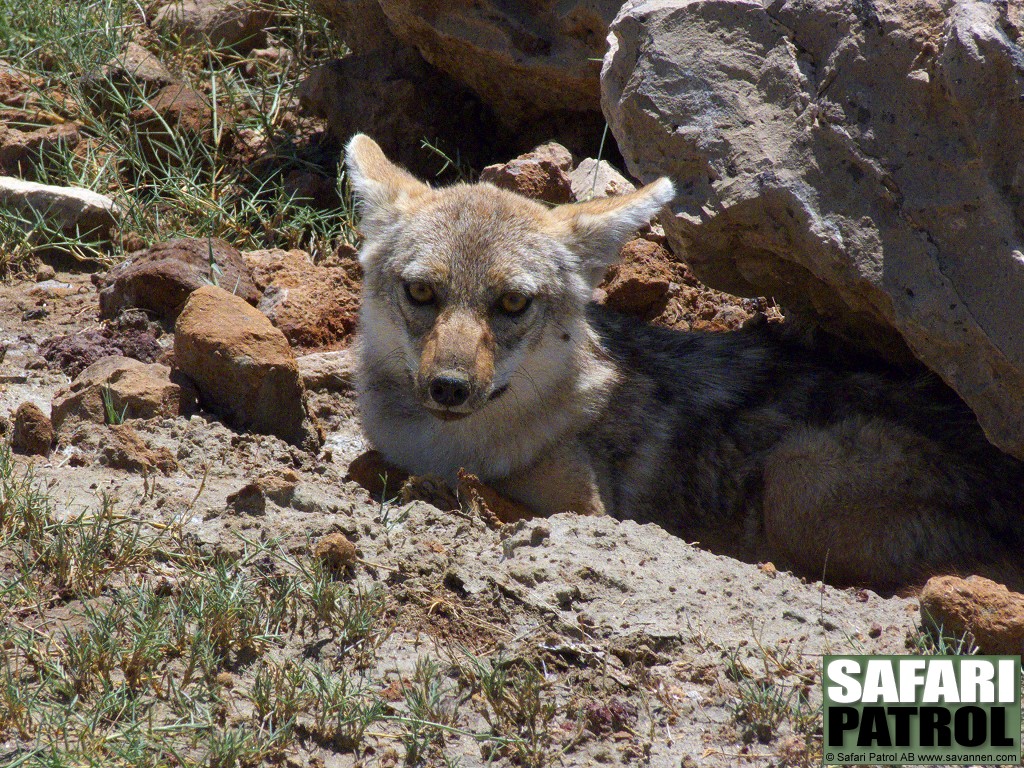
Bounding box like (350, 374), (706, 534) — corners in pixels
(243, 248), (360, 349)
(599, 238), (673, 320)
(174, 285), (322, 450)
(98, 237), (259, 323)
(81, 42), (178, 105)
(480, 143), (574, 204)
(130, 84), (231, 162)
(51, 356), (197, 435)
(12, 402), (53, 456)
(103, 424), (178, 475)
(919, 575), (1024, 655)
(0, 122), (80, 176)
(314, 531), (358, 574)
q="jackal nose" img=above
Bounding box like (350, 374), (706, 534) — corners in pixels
(429, 375), (470, 407)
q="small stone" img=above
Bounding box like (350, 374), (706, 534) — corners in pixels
(919, 575), (1024, 655)
(568, 158), (635, 202)
(599, 238), (673, 319)
(35, 264), (56, 281)
(480, 143), (574, 204)
(226, 469), (300, 514)
(102, 424), (178, 474)
(868, 623), (883, 638)
(130, 85), (232, 163)
(12, 402), (53, 456)
(314, 532), (358, 573)
(81, 42), (178, 104)
(153, 0), (275, 53)
(0, 123), (81, 177)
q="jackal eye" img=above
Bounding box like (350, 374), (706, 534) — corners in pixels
(498, 292), (531, 315)
(404, 281), (435, 305)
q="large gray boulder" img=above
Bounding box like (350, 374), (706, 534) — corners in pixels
(603, 0), (1024, 458)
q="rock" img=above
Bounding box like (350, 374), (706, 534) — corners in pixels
(368, 0), (618, 128)
(227, 469), (300, 514)
(153, 0), (274, 52)
(0, 176), (121, 241)
(296, 349), (354, 392)
(313, 531), (358, 574)
(51, 356), (197, 435)
(62, 421), (178, 474)
(174, 285), (322, 450)
(12, 402), (53, 456)
(0, 123), (80, 177)
(81, 42), (178, 102)
(297, 48), (499, 179)
(599, 238), (672, 319)
(920, 575), (1024, 655)
(603, 0), (1024, 458)
(130, 85), (231, 163)
(480, 143), (574, 204)
(103, 424), (178, 474)
(243, 248), (360, 349)
(98, 237), (259, 323)
(309, 0), (395, 54)
(34, 264), (56, 282)
(41, 312), (162, 378)
(569, 158), (635, 202)
(28, 279), (76, 298)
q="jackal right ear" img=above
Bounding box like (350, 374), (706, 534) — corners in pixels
(345, 134), (429, 237)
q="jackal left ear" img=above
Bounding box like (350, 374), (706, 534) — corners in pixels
(550, 177), (675, 288)
(345, 134), (430, 238)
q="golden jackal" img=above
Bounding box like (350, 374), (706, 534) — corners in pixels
(345, 134), (1024, 592)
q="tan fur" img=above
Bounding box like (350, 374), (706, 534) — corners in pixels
(416, 308), (495, 409)
(345, 134), (1024, 593)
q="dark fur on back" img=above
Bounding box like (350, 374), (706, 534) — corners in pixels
(586, 305), (1024, 589)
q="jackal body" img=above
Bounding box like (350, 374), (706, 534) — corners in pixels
(346, 134), (1024, 591)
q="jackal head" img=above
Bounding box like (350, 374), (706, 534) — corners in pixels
(346, 134), (674, 421)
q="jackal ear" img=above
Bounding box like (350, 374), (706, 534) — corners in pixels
(550, 177), (675, 288)
(345, 134), (430, 236)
